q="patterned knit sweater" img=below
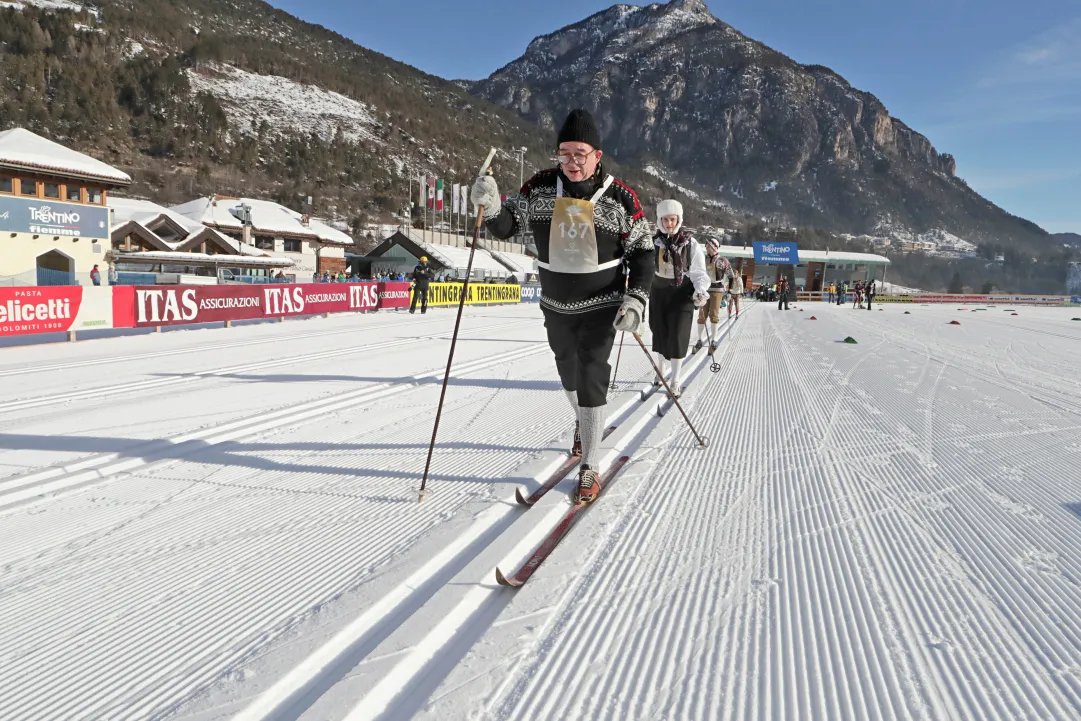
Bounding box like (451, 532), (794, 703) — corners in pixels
(485, 166), (655, 315)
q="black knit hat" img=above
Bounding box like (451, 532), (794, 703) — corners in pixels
(557, 108), (601, 149)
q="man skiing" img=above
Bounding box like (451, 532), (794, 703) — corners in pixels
(649, 200), (710, 398)
(866, 278), (876, 310)
(471, 108), (654, 504)
(777, 276), (790, 310)
(410, 255), (432, 314)
(693, 238), (734, 353)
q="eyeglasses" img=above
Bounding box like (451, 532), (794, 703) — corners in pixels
(555, 150), (597, 167)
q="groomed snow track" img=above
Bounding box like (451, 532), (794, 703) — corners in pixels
(2, 301), (1081, 720)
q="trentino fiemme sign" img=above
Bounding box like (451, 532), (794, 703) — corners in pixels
(0, 196), (109, 238)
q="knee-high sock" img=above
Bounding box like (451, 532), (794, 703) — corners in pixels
(578, 405), (606, 469)
(670, 357), (684, 386)
(564, 389), (579, 417)
(710, 321), (720, 341)
(697, 323), (707, 341)
(655, 352), (668, 377)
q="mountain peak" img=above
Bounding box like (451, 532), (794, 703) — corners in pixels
(663, 0), (712, 16)
(473, 2), (1054, 253)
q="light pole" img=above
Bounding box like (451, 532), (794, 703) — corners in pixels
(511, 147), (527, 248)
(512, 146), (527, 189)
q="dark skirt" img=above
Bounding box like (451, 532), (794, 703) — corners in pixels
(649, 277), (694, 359)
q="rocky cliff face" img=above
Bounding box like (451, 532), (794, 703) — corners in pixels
(472, 0), (1050, 249)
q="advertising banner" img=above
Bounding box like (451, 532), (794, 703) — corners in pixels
(752, 241), (798, 265)
(520, 285), (542, 303)
(117, 282), (411, 328)
(0, 195), (109, 238)
(423, 282), (521, 307)
(0, 286), (114, 336)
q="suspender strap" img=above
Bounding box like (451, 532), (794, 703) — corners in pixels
(555, 175), (615, 202)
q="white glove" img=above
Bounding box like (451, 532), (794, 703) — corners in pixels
(470, 175), (501, 219)
(693, 292), (709, 308)
(614, 296), (645, 334)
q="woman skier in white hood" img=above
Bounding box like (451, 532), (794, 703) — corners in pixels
(649, 200), (711, 398)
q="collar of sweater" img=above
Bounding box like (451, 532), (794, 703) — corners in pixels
(556, 165), (605, 199)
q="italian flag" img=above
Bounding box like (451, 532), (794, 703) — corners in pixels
(427, 177), (436, 209)
(436, 179), (444, 211)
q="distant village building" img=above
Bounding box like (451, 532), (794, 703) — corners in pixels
(170, 196), (353, 277)
(0, 128), (130, 285)
(107, 197), (294, 280)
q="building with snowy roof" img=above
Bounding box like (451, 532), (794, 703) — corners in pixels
(361, 229), (520, 281)
(107, 197), (294, 280)
(710, 244), (891, 292)
(170, 195), (353, 279)
(0, 127), (131, 286)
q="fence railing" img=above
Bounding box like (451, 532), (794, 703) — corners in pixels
(1, 269), (97, 287)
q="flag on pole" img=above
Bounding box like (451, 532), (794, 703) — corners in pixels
(418, 176), (426, 208)
(436, 179), (444, 211)
(452, 184), (460, 215)
(426, 177), (435, 209)
(460, 185), (467, 216)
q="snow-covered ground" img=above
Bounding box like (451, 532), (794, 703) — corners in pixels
(0, 0), (95, 15)
(2, 301), (1081, 720)
(186, 64), (381, 144)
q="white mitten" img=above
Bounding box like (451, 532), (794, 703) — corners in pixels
(470, 175), (501, 219)
(614, 296), (645, 334)
(693, 292), (709, 308)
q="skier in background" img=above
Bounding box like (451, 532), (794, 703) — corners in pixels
(471, 108), (654, 504)
(777, 276), (790, 310)
(410, 255), (432, 314)
(866, 278), (876, 310)
(649, 200), (710, 398)
(729, 266), (744, 318)
(693, 237), (733, 353)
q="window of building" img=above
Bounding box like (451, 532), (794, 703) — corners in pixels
(87, 188), (102, 204)
(283, 238), (302, 252)
(0, 177), (11, 193)
(43, 183), (60, 199)
(66, 185), (81, 202)
(20, 179), (38, 196)
(255, 236), (275, 250)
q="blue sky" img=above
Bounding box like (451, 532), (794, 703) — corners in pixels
(267, 0), (1081, 235)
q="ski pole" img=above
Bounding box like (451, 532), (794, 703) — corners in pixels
(631, 332), (708, 448)
(609, 332), (625, 391)
(609, 270), (629, 391)
(419, 148), (497, 503)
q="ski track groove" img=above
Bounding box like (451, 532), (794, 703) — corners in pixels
(0, 341), (545, 513)
(800, 307), (1081, 719)
(479, 304), (1081, 721)
(0, 318), (521, 418)
(0, 310), (623, 720)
